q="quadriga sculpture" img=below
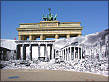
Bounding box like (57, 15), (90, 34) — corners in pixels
(42, 8), (57, 21)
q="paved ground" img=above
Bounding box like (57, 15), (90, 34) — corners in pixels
(1, 69), (108, 81)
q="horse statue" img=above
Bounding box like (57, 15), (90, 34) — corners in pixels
(48, 13), (53, 21)
(42, 14), (48, 21)
(54, 14), (57, 20)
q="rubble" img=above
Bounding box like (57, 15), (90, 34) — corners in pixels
(1, 58), (108, 76)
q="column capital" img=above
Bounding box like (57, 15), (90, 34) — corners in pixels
(55, 34), (59, 39)
(29, 35), (33, 40)
(18, 35), (22, 40)
(40, 34), (44, 40)
(66, 34), (70, 38)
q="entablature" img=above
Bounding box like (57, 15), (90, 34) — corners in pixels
(16, 27), (83, 31)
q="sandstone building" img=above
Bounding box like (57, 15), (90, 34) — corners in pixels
(16, 8), (83, 40)
(16, 21), (83, 40)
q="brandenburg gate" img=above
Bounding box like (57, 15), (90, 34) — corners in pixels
(15, 9), (83, 61)
(17, 21), (83, 40)
(16, 9), (83, 40)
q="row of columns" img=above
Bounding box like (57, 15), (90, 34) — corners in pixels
(59, 46), (82, 61)
(55, 34), (71, 39)
(16, 44), (53, 61)
(18, 34), (81, 40)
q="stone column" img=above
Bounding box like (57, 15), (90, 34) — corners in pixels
(38, 44), (40, 59)
(55, 34), (59, 39)
(81, 47), (82, 59)
(66, 34), (70, 38)
(16, 45), (21, 60)
(63, 49), (64, 60)
(62, 50), (64, 60)
(18, 35), (22, 40)
(21, 46), (23, 60)
(69, 47), (72, 61)
(64, 49), (65, 61)
(45, 44), (48, 60)
(51, 45), (54, 59)
(66, 48), (69, 61)
(61, 50), (63, 60)
(68, 48), (70, 61)
(29, 44), (32, 60)
(40, 34), (44, 40)
(54, 49), (55, 59)
(59, 51), (61, 58)
(44, 44), (46, 58)
(74, 47), (75, 60)
(23, 44), (26, 60)
(64, 49), (65, 60)
(50, 45), (52, 60)
(78, 47), (80, 59)
(65, 48), (66, 61)
(66, 48), (68, 61)
(29, 35), (33, 40)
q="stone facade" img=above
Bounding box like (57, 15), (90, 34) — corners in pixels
(15, 40), (55, 61)
(16, 21), (83, 40)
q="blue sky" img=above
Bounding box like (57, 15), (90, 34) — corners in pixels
(1, 1), (108, 40)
